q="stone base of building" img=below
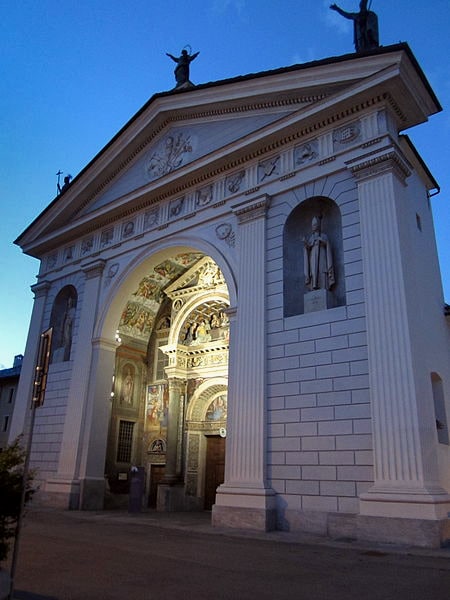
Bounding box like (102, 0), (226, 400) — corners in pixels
(212, 484), (277, 531)
(212, 505), (277, 531)
(33, 478), (82, 510)
(280, 509), (450, 548)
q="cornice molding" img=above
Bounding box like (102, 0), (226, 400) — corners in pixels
(81, 259), (106, 279)
(31, 281), (51, 298)
(347, 147), (411, 183)
(232, 194), (271, 224)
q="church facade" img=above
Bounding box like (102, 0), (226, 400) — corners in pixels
(11, 44), (450, 547)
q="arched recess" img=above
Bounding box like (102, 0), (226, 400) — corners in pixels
(283, 196), (345, 317)
(94, 236), (234, 509)
(49, 284), (78, 362)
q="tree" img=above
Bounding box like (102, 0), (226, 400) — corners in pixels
(0, 439), (35, 563)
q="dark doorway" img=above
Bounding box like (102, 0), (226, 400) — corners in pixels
(148, 464), (165, 508)
(204, 436), (225, 510)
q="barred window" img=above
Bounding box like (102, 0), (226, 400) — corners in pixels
(116, 420), (134, 463)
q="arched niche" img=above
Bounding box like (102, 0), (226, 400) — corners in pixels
(283, 196), (345, 317)
(49, 285), (78, 362)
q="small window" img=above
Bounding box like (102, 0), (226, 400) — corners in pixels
(116, 420), (135, 463)
(416, 213), (422, 231)
(8, 388), (14, 403)
(2, 416), (9, 432)
(432, 373), (449, 445)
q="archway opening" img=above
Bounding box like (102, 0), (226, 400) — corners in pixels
(103, 248), (230, 511)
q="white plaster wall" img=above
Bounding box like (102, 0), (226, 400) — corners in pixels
(266, 171), (372, 516)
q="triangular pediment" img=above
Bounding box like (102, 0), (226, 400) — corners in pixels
(81, 110), (295, 216)
(16, 44), (440, 257)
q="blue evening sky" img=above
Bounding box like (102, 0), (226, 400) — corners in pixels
(1, 0), (449, 368)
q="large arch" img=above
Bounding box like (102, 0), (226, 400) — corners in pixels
(86, 236), (234, 511)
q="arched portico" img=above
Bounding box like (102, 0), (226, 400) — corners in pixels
(77, 239), (235, 511)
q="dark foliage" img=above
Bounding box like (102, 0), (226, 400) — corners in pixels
(0, 438), (35, 562)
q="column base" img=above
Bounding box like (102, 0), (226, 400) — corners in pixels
(36, 478), (81, 509)
(212, 484), (277, 531)
(356, 514), (450, 548)
(360, 485), (450, 519)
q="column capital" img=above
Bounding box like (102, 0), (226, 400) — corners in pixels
(346, 146), (411, 184)
(81, 259), (106, 279)
(31, 280), (51, 298)
(231, 194), (271, 224)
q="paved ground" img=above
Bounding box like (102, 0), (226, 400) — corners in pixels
(2, 508), (450, 600)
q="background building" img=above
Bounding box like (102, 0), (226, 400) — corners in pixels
(0, 355), (23, 450)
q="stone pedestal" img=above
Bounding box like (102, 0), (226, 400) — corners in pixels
(304, 289), (333, 313)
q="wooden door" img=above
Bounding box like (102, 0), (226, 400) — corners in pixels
(204, 436), (225, 510)
(148, 464), (165, 508)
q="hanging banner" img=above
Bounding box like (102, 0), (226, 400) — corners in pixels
(32, 327), (53, 407)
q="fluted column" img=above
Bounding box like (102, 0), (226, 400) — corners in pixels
(8, 281), (51, 441)
(353, 150), (450, 519)
(213, 194), (276, 531)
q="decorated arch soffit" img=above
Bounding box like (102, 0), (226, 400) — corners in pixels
(118, 251), (203, 341)
(117, 253), (229, 344)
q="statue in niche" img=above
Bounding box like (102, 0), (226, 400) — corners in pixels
(166, 48), (199, 88)
(52, 296), (76, 362)
(330, 1), (379, 52)
(303, 217), (335, 291)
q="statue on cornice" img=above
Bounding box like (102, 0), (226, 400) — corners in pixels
(330, 1), (379, 52)
(166, 47), (200, 88)
(303, 217), (335, 291)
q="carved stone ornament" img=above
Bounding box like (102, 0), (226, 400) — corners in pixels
(225, 171), (245, 194)
(81, 237), (94, 256)
(333, 122), (361, 147)
(64, 246), (74, 262)
(145, 132), (194, 181)
(100, 228), (114, 248)
(47, 253), (58, 270)
(258, 156), (280, 182)
(172, 298), (183, 312)
(144, 206), (159, 229)
(169, 196), (185, 218)
(121, 220), (135, 238)
(295, 141), (319, 166)
(215, 223), (235, 247)
(104, 262), (120, 287)
(196, 185), (213, 207)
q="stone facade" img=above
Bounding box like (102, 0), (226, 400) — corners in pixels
(10, 44), (450, 547)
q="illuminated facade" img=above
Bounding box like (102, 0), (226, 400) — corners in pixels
(11, 44), (450, 547)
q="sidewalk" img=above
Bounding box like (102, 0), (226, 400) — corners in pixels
(39, 506), (450, 558)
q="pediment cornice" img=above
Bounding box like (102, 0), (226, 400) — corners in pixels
(17, 45), (440, 259)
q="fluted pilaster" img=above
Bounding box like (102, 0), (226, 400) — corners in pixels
(354, 151), (450, 518)
(213, 195), (276, 529)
